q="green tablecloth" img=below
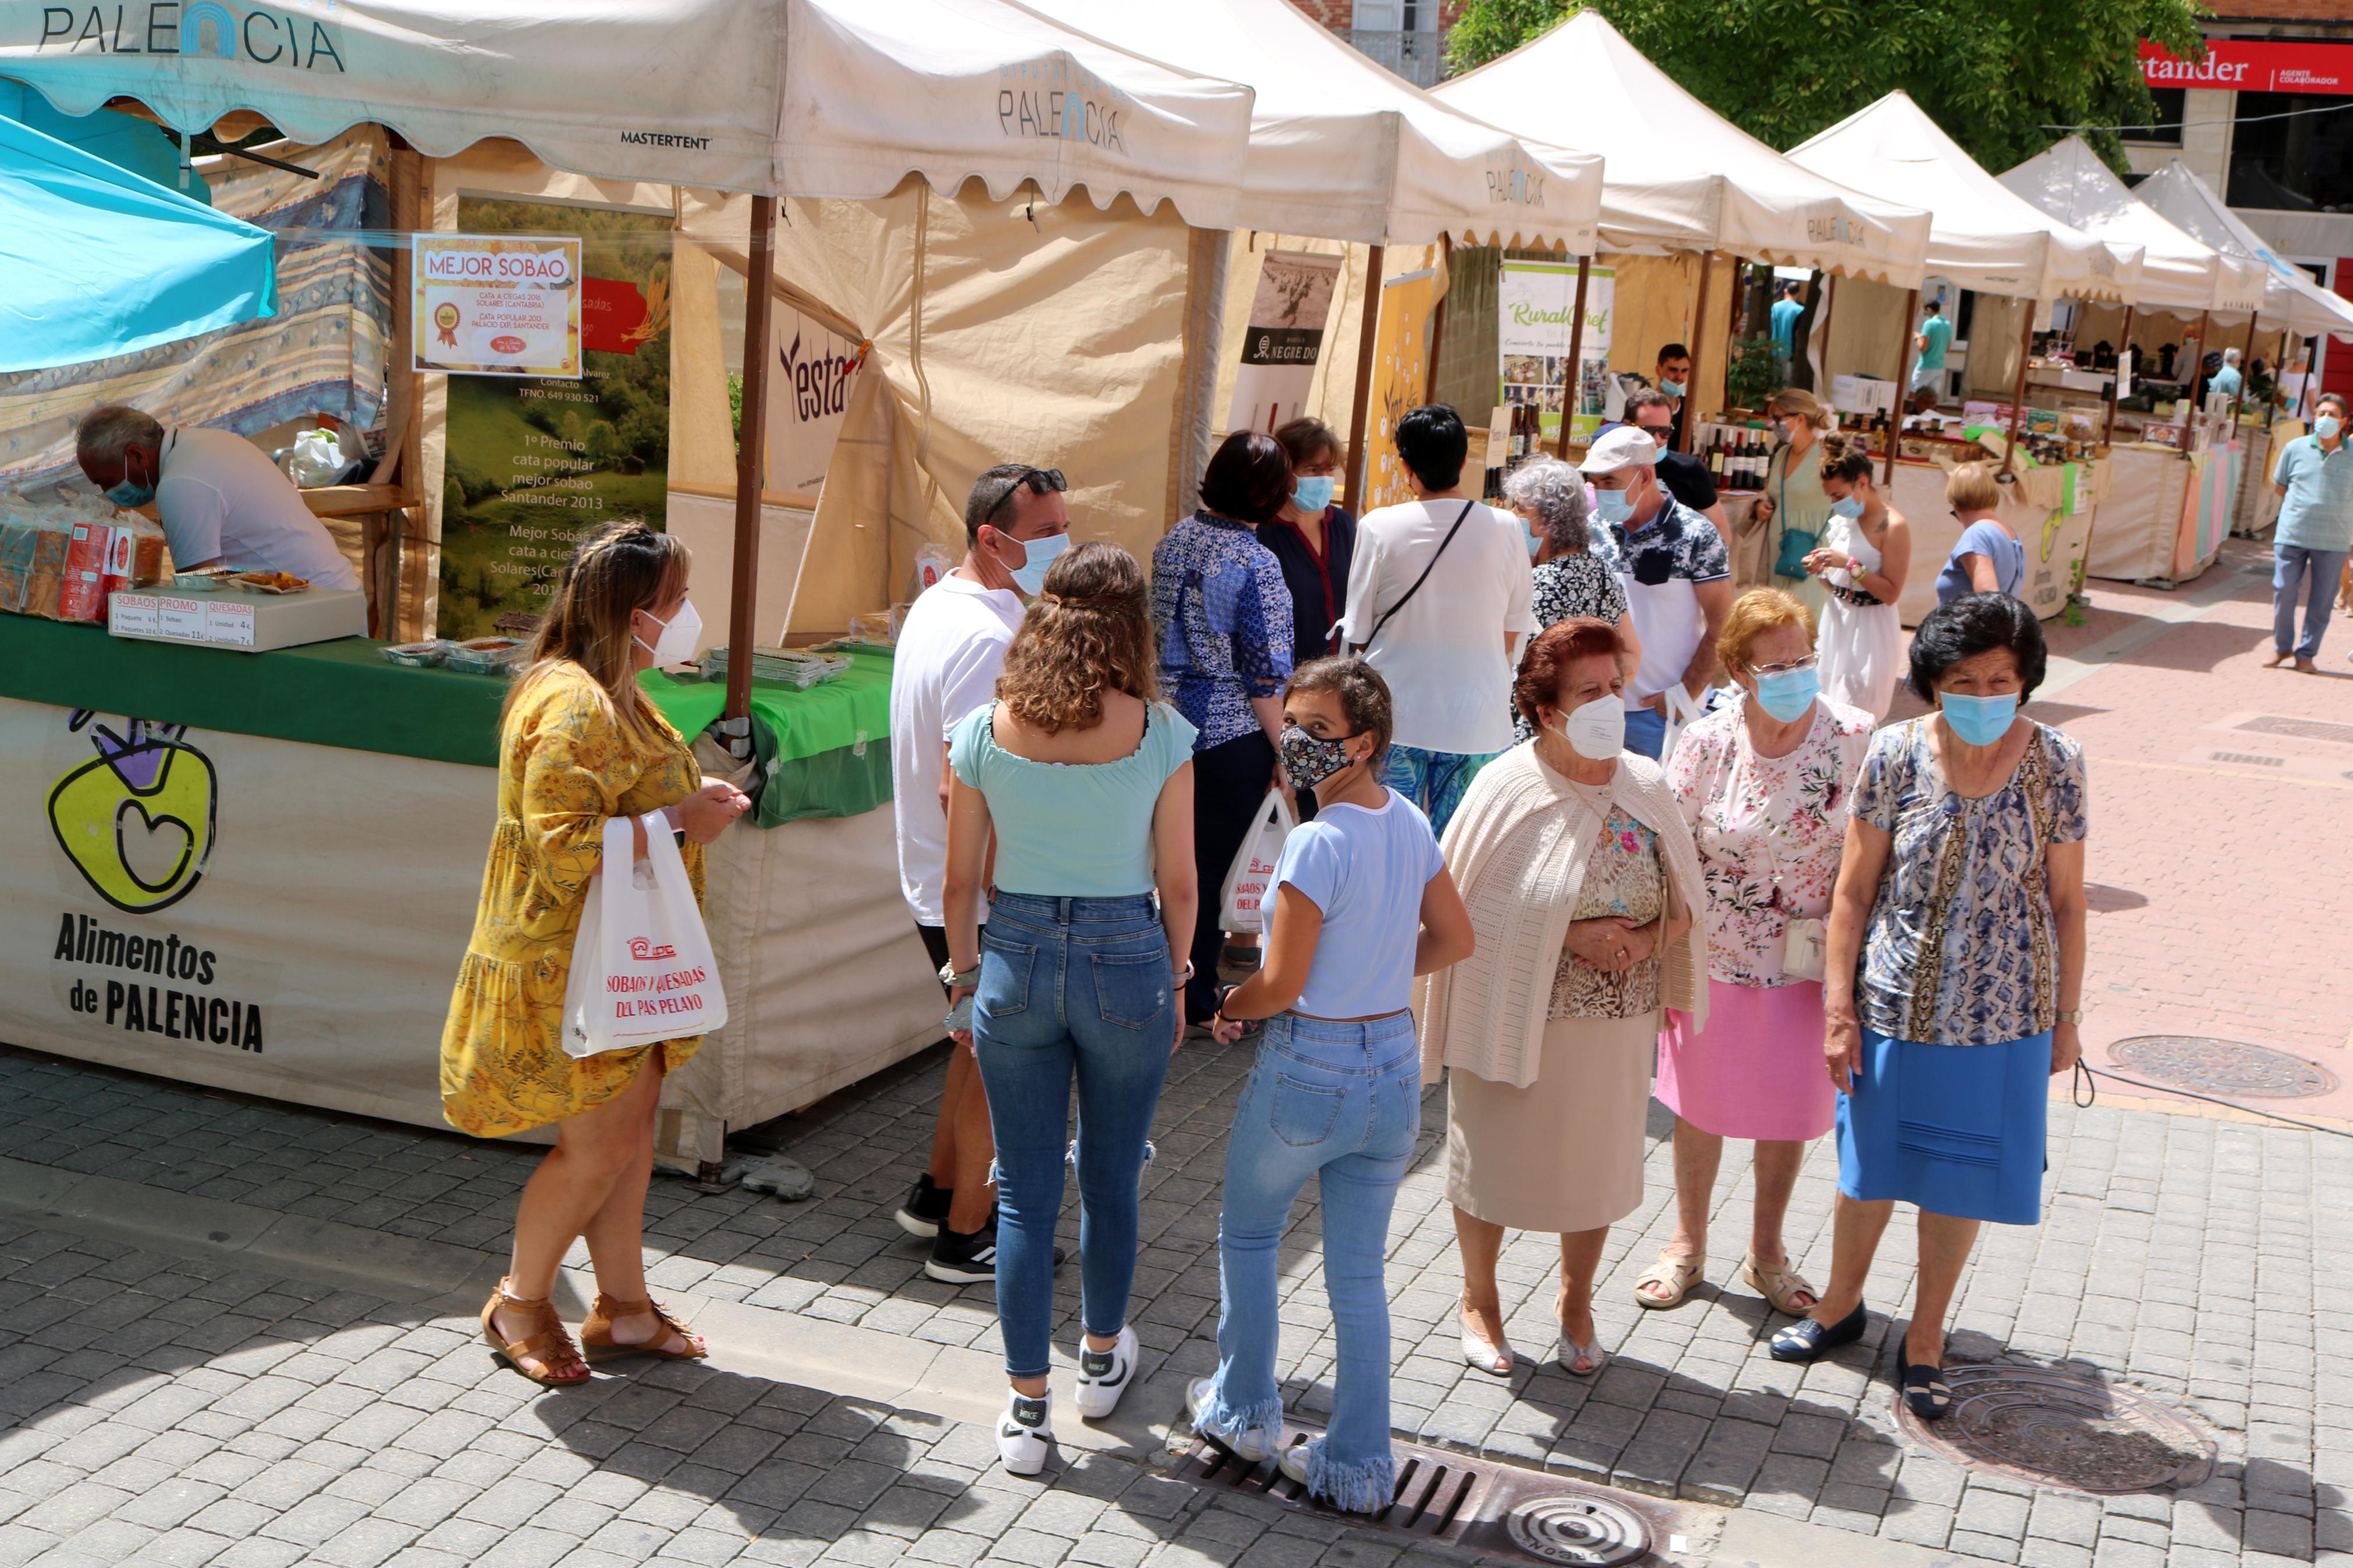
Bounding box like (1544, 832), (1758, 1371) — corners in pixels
(0, 616), (895, 822)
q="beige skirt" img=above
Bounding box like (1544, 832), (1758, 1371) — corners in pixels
(1446, 1009), (1659, 1233)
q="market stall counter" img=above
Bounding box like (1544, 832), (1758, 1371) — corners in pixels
(0, 618), (939, 1171)
(1885, 447), (2106, 626)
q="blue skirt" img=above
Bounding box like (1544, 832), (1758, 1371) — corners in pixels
(1835, 1027), (2049, 1225)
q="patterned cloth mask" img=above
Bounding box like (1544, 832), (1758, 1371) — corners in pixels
(1279, 725), (1362, 791)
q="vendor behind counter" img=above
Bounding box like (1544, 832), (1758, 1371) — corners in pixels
(73, 406), (357, 592)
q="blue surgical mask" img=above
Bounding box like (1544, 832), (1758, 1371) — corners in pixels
(106, 480), (156, 509)
(1291, 475), (1336, 513)
(1005, 530), (1070, 596)
(1753, 666), (1819, 722)
(1593, 489), (1635, 524)
(1829, 497), (1865, 520)
(1525, 528), (1543, 560)
(2318, 415), (2343, 442)
(1939, 691), (2017, 746)
(1659, 380), (1685, 398)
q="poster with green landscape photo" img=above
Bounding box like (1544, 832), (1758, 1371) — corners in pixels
(435, 198), (672, 641)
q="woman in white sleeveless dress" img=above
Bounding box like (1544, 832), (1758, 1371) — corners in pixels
(1803, 438), (1910, 723)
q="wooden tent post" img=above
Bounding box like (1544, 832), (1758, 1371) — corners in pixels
(726, 194), (779, 726)
(1886, 285), (1919, 484)
(1345, 245), (1385, 508)
(2231, 310), (2260, 428)
(2185, 307), (2211, 411)
(2104, 305), (2136, 446)
(1552, 255), (1592, 460)
(2001, 305), (2034, 479)
(1683, 250), (1715, 453)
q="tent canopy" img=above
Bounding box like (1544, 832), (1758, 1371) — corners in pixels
(0, 0), (1256, 223)
(2133, 160), (2353, 343)
(1024, 0), (1600, 250)
(1999, 137), (2264, 316)
(1432, 10), (1928, 282)
(0, 111), (276, 374)
(1788, 93), (2139, 303)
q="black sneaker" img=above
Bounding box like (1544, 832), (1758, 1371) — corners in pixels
(896, 1174), (952, 1239)
(924, 1216), (1062, 1285)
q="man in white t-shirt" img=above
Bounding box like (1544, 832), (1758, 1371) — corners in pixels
(1339, 404), (1535, 835)
(74, 406), (360, 591)
(888, 461), (1070, 1284)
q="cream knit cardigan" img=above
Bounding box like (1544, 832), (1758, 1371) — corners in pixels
(1415, 742), (1710, 1088)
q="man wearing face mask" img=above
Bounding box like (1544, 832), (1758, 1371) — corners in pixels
(1652, 343), (1694, 450)
(74, 406), (359, 591)
(2267, 390), (2353, 673)
(1580, 426), (1733, 760)
(1620, 390), (1727, 535)
(886, 462), (1071, 1280)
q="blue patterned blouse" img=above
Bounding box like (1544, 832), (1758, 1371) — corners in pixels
(1852, 719), (2088, 1046)
(1151, 511), (1295, 751)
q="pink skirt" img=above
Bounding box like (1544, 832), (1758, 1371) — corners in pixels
(1656, 979), (1834, 1142)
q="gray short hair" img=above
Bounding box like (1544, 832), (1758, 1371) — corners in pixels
(77, 406), (164, 463)
(1501, 457), (1590, 554)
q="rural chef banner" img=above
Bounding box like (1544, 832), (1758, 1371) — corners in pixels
(1499, 258), (1614, 445)
(0, 698), (486, 1126)
(1226, 251), (1341, 436)
(413, 233), (583, 379)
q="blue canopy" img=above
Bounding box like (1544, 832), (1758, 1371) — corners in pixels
(1, 112), (276, 373)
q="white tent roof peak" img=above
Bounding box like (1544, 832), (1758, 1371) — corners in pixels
(1019, 0), (1603, 251)
(1999, 137), (2265, 315)
(1788, 91), (2141, 303)
(1432, 9), (1928, 280)
(0, 0), (1258, 222)
(2132, 159), (2353, 342)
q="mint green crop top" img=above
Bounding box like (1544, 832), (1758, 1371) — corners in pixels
(949, 701), (1198, 897)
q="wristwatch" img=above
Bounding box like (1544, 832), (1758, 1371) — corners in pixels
(2054, 1008), (2085, 1026)
(939, 960), (981, 988)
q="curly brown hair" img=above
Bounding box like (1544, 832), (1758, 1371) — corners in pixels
(996, 541), (1158, 734)
(1513, 616), (1623, 731)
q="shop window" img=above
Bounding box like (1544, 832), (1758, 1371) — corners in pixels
(2227, 91), (2353, 211)
(2128, 87), (2185, 147)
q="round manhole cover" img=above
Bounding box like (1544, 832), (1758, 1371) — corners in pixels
(1895, 1366), (2214, 1494)
(1503, 1494), (1651, 1566)
(2109, 1035), (2338, 1098)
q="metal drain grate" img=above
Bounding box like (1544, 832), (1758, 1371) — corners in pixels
(1894, 1365), (2214, 1495)
(1167, 1424), (1655, 1566)
(2240, 714), (2353, 745)
(2110, 1035), (2338, 1098)
(2209, 751), (2285, 767)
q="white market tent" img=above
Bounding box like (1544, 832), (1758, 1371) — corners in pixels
(1999, 138), (2264, 316)
(1788, 93), (2140, 304)
(1025, 0), (1602, 250)
(2134, 160), (2353, 343)
(1431, 9), (1929, 283)
(0, 0), (1256, 221)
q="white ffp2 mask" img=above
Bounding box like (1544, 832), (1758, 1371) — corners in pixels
(1550, 694), (1626, 760)
(637, 598), (703, 666)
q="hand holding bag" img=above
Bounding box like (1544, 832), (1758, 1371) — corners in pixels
(561, 815), (728, 1058)
(1218, 788), (1297, 933)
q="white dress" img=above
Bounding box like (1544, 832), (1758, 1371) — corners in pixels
(1815, 515), (1905, 722)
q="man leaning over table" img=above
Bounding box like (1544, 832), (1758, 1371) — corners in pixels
(2266, 391), (2353, 674)
(75, 405), (359, 592)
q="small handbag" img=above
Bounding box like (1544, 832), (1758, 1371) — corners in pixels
(1768, 454), (1817, 580)
(1781, 918), (1827, 982)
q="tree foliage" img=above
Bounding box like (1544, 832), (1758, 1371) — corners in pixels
(1445, 0), (2207, 176)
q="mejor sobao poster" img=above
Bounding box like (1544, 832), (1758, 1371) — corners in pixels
(413, 233), (584, 379)
(1499, 259), (1613, 445)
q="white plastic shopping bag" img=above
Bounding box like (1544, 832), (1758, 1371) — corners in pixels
(287, 428), (348, 488)
(1658, 684), (1703, 765)
(1218, 788), (1296, 933)
(560, 815), (728, 1058)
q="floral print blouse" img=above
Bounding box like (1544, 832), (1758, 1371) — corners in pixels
(1151, 511), (1295, 751)
(1549, 788), (1663, 1021)
(1666, 697), (1876, 987)
(1852, 719), (2089, 1046)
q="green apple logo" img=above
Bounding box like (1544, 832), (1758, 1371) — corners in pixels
(47, 714), (218, 914)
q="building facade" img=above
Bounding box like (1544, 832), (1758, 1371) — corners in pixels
(1303, 0), (1464, 89)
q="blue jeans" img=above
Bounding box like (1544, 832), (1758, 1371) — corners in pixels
(1379, 745), (1497, 838)
(2273, 543), (2349, 660)
(1196, 1011), (1421, 1512)
(1623, 702), (1667, 759)
(973, 893), (1173, 1379)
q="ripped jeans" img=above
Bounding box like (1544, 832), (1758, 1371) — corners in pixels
(972, 892), (1174, 1380)
(1195, 1011), (1421, 1511)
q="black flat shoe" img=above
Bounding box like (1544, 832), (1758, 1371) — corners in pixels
(1769, 1303), (1868, 1362)
(1901, 1361), (1953, 1421)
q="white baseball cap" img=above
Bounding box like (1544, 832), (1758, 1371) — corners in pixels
(1578, 425), (1660, 474)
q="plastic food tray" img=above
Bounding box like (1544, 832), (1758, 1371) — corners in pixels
(382, 640), (453, 669)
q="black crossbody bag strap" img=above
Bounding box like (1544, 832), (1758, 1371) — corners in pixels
(1362, 500), (1477, 649)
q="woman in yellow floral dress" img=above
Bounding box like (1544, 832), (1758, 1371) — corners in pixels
(442, 521), (750, 1384)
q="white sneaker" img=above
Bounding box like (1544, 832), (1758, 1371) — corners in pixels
(1277, 1441), (1311, 1488)
(1072, 1325), (1138, 1420)
(1184, 1375), (1273, 1462)
(998, 1388), (1054, 1475)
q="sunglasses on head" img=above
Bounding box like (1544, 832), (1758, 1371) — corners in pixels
(983, 466), (1068, 525)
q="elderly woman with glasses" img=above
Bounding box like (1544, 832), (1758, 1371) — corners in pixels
(1641, 589), (1874, 1318)
(1502, 458), (1639, 742)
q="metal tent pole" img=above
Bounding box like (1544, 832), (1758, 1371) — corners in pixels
(2104, 305), (2136, 446)
(2230, 310), (2260, 427)
(2001, 305), (2034, 479)
(1886, 286), (1919, 484)
(2185, 307), (2211, 412)
(1425, 234), (1451, 402)
(1345, 244), (1385, 509)
(1551, 256), (1592, 460)
(1683, 250), (1715, 453)
(726, 194), (779, 726)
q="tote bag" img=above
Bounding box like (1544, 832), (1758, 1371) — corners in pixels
(560, 815), (728, 1058)
(1218, 788), (1297, 933)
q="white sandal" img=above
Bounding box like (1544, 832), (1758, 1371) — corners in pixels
(1562, 1335), (1611, 1377)
(1459, 1300), (1513, 1375)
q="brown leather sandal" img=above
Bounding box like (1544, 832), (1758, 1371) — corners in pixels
(579, 1293), (708, 1363)
(480, 1280), (591, 1386)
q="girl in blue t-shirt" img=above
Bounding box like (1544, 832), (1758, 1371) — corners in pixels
(1186, 657), (1475, 1511)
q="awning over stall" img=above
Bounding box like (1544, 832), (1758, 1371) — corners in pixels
(1430, 9), (1926, 280)
(2133, 159), (2353, 341)
(1999, 137), (2264, 315)
(1788, 93), (2139, 303)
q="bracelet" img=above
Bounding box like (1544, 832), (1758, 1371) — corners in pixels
(2054, 1008), (2085, 1026)
(939, 960), (981, 988)
(1174, 962), (1195, 984)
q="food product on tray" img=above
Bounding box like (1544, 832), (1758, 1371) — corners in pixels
(382, 640), (454, 668)
(446, 636), (527, 675)
(58, 523), (112, 623)
(235, 571), (311, 593)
